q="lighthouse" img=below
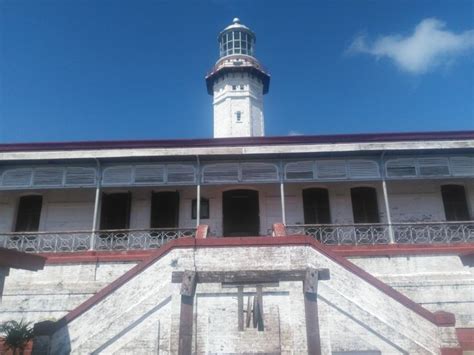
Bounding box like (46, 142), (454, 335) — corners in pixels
(206, 18), (270, 138)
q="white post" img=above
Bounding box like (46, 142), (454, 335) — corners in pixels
(280, 182), (286, 226)
(196, 184), (201, 227)
(92, 184), (101, 232)
(382, 178), (394, 244)
(91, 160), (101, 250)
(196, 156), (201, 227)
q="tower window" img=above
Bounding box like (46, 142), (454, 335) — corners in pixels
(235, 111), (242, 121)
(232, 85), (237, 90)
(240, 85), (244, 90)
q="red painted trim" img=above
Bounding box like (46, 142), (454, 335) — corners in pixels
(272, 223), (286, 237)
(196, 224), (209, 239)
(45, 236), (456, 334)
(43, 250), (151, 264)
(40, 242), (474, 265)
(456, 328), (474, 350)
(329, 243), (474, 257)
(1, 130), (473, 152)
(440, 348), (463, 355)
(0, 248), (46, 271)
(39, 242), (474, 264)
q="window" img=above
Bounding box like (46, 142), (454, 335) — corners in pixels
(240, 85), (244, 90)
(15, 195), (42, 232)
(192, 198), (210, 219)
(150, 191), (180, 228)
(441, 185), (470, 221)
(351, 187), (380, 223)
(235, 111), (242, 122)
(100, 192), (131, 230)
(303, 188), (331, 224)
(232, 85), (237, 90)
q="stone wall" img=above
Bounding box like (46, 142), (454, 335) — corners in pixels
(0, 262), (136, 324)
(46, 245), (459, 354)
(350, 254), (474, 328)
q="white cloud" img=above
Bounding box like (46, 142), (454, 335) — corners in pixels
(288, 130), (303, 136)
(348, 18), (474, 74)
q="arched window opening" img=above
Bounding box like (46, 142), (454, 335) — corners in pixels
(441, 185), (470, 221)
(302, 188), (331, 224)
(192, 198), (210, 220)
(351, 187), (380, 224)
(15, 195), (43, 232)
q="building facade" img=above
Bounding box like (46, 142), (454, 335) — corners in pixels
(0, 19), (473, 354)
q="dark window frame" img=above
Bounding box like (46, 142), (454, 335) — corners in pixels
(191, 198), (210, 220)
(441, 184), (470, 221)
(100, 192), (132, 230)
(350, 187), (380, 224)
(150, 191), (180, 228)
(302, 188), (331, 224)
(14, 195), (43, 232)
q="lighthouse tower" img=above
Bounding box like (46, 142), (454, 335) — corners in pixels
(206, 18), (270, 138)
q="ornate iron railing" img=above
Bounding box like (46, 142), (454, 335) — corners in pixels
(285, 222), (474, 245)
(0, 228), (196, 253)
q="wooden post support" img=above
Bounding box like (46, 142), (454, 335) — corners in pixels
(304, 267), (330, 355)
(245, 296), (252, 328)
(178, 271), (196, 355)
(256, 285), (264, 331)
(0, 267), (9, 304)
(237, 286), (244, 331)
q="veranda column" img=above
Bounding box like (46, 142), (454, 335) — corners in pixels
(91, 160), (102, 250)
(382, 178), (394, 244)
(196, 157), (201, 227)
(279, 161), (286, 225)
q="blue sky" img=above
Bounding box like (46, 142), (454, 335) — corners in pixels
(0, 0), (473, 143)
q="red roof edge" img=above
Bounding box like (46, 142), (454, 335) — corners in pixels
(42, 236), (455, 335)
(0, 248), (46, 271)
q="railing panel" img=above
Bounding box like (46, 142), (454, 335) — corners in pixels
(0, 228), (196, 253)
(286, 222), (474, 245)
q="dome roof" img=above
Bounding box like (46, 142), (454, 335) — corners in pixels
(220, 18), (255, 37)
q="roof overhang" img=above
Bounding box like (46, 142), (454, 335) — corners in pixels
(0, 132), (473, 162)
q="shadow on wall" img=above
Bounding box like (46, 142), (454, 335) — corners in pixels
(32, 296), (172, 354)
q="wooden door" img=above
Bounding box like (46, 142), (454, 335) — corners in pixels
(223, 189), (259, 236)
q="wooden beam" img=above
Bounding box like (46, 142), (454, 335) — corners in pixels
(237, 286), (244, 331)
(0, 267), (9, 303)
(180, 270), (196, 297)
(304, 267), (330, 355)
(256, 285), (264, 331)
(178, 271), (196, 355)
(172, 269), (329, 284)
(304, 268), (319, 294)
(305, 291), (321, 355)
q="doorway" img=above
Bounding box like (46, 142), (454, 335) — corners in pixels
(223, 189), (259, 236)
(151, 191), (180, 228)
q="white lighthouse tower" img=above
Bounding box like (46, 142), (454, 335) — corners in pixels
(206, 18), (270, 138)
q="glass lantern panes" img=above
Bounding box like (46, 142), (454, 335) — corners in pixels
(219, 30), (255, 57)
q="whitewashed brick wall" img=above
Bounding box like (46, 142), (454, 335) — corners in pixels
(47, 246), (460, 354)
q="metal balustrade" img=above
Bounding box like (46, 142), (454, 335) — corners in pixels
(0, 228), (196, 253)
(285, 222), (474, 245)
